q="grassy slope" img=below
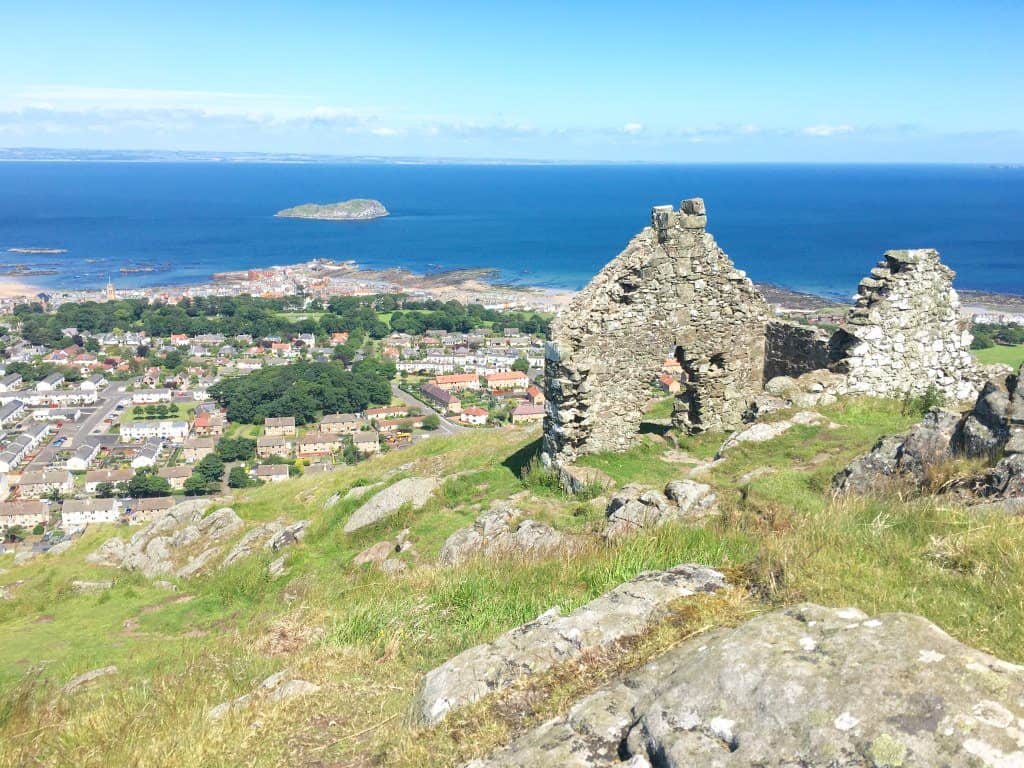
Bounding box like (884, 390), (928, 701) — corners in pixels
(1, 399), (1023, 767)
(974, 342), (1024, 368)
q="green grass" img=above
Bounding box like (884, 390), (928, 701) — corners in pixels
(973, 342), (1024, 368)
(120, 400), (198, 425)
(2, 395), (1024, 767)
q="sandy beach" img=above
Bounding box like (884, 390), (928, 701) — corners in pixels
(0, 279), (39, 299)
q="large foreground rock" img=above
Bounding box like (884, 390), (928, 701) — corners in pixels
(438, 506), (576, 566)
(414, 564), (726, 724)
(343, 477), (440, 533)
(467, 604), (1024, 767)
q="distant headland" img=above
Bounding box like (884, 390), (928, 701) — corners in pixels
(274, 198), (389, 221)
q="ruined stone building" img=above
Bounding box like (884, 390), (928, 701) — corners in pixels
(543, 199), (981, 467)
(542, 200), (771, 466)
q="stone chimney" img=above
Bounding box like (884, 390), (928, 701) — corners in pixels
(650, 198), (707, 243)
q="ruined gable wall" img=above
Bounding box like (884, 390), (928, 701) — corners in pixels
(542, 199), (771, 466)
(829, 248), (981, 402)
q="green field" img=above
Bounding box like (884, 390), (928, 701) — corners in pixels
(120, 400), (198, 424)
(973, 342), (1024, 368)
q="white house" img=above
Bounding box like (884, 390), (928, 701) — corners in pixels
(131, 389), (173, 405)
(80, 374), (108, 392)
(0, 399), (25, 427)
(121, 420), (189, 443)
(35, 372), (65, 392)
(60, 498), (121, 527)
(131, 438), (165, 469)
(254, 464), (289, 483)
(66, 439), (101, 471)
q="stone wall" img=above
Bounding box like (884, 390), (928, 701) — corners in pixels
(828, 249), (981, 402)
(542, 199), (771, 466)
(764, 320), (831, 380)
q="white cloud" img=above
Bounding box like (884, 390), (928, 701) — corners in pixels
(622, 122), (644, 135)
(802, 124), (855, 137)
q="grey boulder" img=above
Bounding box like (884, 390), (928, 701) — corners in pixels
(415, 564), (726, 724)
(343, 477), (439, 533)
(468, 604), (1024, 767)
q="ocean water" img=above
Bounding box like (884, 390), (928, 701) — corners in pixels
(0, 162), (1021, 299)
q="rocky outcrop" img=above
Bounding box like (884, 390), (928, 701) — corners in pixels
(605, 481), (716, 539)
(438, 506), (575, 566)
(343, 477), (440, 533)
(414, 564), (726, 724)
(543, 200), (771, 466)
(829, 248), (981, 402)
(833, 409), (960, 493)
(467, 604), (1024, 767)
(837, 365), (1024, 500)
(88, 502), (306, 578)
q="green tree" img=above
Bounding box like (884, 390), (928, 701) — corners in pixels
(126, 468), (172, 498)
(511, 356), (530, 373)
(194, 454), (225, 484)
(95, 481), (116, 498)
(227, 466), (255, 488)
(422, 413), (441, 430)
(216, 436), (256, 462)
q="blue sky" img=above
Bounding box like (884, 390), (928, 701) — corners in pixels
(1, 0), (1021, 161)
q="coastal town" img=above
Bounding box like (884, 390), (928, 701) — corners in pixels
(0, 274), (569, 555)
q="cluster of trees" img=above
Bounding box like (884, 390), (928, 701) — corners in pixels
(971, 322), (1024, 350)
(385, 299), (549, 336)
(184, 454), (226, 495)
(131, 403), (181, 420)
(95, 467), (171, 498)
(12, 295), (393, 345)
(11, 293), (549, 349)
(209, 360), (392, 425)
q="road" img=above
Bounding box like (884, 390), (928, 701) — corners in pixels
(390, 383), (466, 436)
(23, 381), (134, 472)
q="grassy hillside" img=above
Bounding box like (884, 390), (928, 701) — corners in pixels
(974, 342), (1024, 368)
(2, 398), (1023, 767)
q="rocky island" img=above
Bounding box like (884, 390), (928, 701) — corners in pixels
(274, 198), (388, 221)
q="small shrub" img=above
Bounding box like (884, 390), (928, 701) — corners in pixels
(901, 385), (944, 416)
(519, 457), (563, 494)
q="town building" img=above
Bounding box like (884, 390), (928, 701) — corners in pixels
(484, 371), (530, 391)
(181, 437), (215, 463)
(263, 416), (297, 437)
(319, 413), (363, 434)
(460, 407), (489, 426)
(19, 469), (74, 499)
(511, 403), (546, 424)
(158, 465), (192, 490)
(85, 468), (133, 493)
(0, 500), (49, 530)
(121, 420), (189, 443)
(61, 498), (120, 527)
(420, 382), (462, 415)
(257, 435), (293, 458)
(255, 464), (289, 483)
(352, 431), (381, 455)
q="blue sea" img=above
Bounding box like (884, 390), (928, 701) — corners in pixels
(0, 162), (1021, 299)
